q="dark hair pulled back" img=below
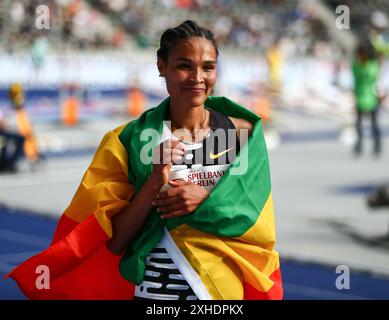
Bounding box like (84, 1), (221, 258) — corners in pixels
(157, 20), (218, 62)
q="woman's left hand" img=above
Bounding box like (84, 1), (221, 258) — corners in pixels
(153, 180), (209, 219)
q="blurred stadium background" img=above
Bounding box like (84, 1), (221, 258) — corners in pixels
(1, 0), (389, 299)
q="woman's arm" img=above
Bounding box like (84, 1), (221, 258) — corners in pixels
(106, 172), (163, 255)
(107, 139), (185, 255)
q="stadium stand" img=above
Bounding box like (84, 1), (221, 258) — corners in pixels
(0, 0), (346, 55)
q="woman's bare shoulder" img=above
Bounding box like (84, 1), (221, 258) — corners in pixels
(228, 116), (253, 139)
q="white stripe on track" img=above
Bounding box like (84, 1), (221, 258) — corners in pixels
(0, 251), (41, 263)
(0, 229), (50, 247)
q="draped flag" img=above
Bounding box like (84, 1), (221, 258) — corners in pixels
(6, 96), (283, 300)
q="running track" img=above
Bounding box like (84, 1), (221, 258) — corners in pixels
(1, 207), (388, 300)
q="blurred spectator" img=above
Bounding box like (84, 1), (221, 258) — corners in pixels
(8, 83), (43, 167)
(266, 38), (284, 91)
(30, 34), (49, 70)
(368, 185), (389, 208)
(10, 1), (25, 26)
(371, 30), (389, 59)
(352, 41), (381, 156)
(0, 107), (25, 173)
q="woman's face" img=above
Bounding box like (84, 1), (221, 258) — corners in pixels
(158, 37), (217, 109)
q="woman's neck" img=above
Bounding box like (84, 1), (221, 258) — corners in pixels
(168, 102), (211, 142)
(168, 104), (208, 132)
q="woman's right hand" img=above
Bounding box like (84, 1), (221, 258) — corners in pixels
(151, 139), (185, 186)
(108, 139), (185, 255)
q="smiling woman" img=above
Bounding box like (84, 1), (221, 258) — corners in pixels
(157, 35), (217, 113)
(8, 20), (282, 301)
